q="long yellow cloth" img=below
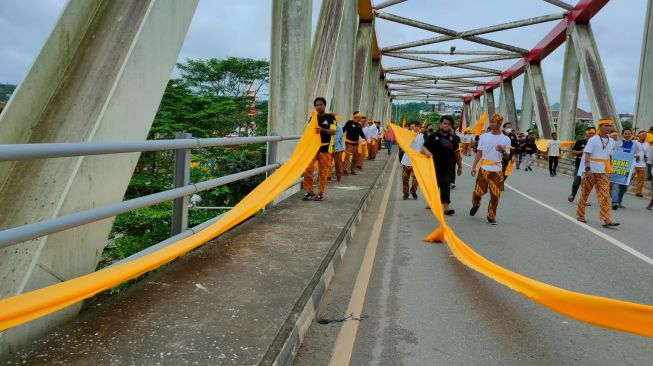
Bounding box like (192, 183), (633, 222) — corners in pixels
(535, 139), (575, 153)
(389, 123), (653, 338)
(0, 113), (323, 332)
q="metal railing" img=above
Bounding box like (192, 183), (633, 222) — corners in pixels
(0, 133), (301, 254)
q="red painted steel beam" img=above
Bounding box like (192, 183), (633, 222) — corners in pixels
(463, 0), (610, 102)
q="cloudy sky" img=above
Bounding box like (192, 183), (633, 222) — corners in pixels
(0, 0), (647, 113)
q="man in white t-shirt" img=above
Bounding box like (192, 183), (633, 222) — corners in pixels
(546, 132), (561, 177)
(634, 131), (649, 196)
(400, 122), (423, 200)
(470, 113), (511, 225)
(576, 119), (619, 227)
(462, 131), (474, 156)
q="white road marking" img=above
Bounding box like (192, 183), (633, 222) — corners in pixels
(462, 161), (653, 266)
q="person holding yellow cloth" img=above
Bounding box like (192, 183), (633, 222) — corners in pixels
(576, 119), (619, 227)
(342, 112), (366, 175)
(302, 97), (336, 201)
(469, 113), (511, 225)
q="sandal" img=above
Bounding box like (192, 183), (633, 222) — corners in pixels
(303, 192), (315, 200)
(314, 195), (324, 201)
(602, 221), (620, 228)
(576, 217), (587, 223)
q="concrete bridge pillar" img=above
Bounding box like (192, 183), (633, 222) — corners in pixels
(269, 0), (313, 162)
(526, 63), (554, 138)
(570, 22), (621, 131)
(558, 33), (581, 142)
(634, 0), (653, 132)
(0, 0), (198, 355)
(501, 79), (518, 126)
(483, 89), (496, 117)
(520, 72), (534, 133)
(353, 23), (374, 113)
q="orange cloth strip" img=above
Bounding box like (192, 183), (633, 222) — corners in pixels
(389, 123), (653, 338)
(591, 158), (612, 174)
(473, 112), (487, 137)
(0, 113), (323, 332)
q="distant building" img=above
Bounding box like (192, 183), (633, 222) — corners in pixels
(552, 107), (593, 126)
(619, 113), (634, 123)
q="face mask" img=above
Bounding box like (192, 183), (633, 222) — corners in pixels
(504, 128), (512, 134)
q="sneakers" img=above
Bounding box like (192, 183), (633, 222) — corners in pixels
(469, 206), (479, 216)
(636, 193), (644, 197)
(403, 194), (409, 200)
(303, 192), (315, 200)
(411, 192), (418, 199)
(567, 194), (574, 203)
(314, 195), (324, 201)
(451, 183), (456, 190)
(487, 218), (497, 225)
(350, 171), (357, 175)
(612, 204), (618, 210)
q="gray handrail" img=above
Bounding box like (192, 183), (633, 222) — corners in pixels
(0, 163), (280, 249)
(0, 135), (301, 161)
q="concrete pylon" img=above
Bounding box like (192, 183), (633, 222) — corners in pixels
(570, 22), (621, 131)
(309, 0), (346, 104)
(464, 101), (472, 127)
(483, 89), (496, 117)
(366, 61), (381, 117)
(269, 0), (312, 162)
(501, 79), (518, 126)
(353, 23), (374, 112)
(326, 0), (357, 119)
(526, 63), (554, 138)
(520, 72), (534, 133)
(497, 85), (506, 117)
(558, 33), (581, 142)
(0, 0), (198, 354)
(634, 0), (653, 132)
(471, 96), (482, 122)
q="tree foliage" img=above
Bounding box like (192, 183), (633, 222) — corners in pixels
(102, 57), (270, 272)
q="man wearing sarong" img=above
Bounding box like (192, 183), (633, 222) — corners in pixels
(342, 112), (366, 175)
(358, 117), (368, 169)
(302, 97), (336, 201)
(469, 113), (511, 225)
(422, 116), (462, 215)
(401, 122), (423, 200)
(576, 119), (620, 227)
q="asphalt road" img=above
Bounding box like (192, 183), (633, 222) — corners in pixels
(294, 154), (653, 366)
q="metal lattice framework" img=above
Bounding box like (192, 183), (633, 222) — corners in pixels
(375, 0), (624, 140)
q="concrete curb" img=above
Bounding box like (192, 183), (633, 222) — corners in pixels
(259, 154), (394, 366)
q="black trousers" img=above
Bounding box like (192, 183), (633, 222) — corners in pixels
(571, 166), (582, 197)
(436, 172), (451, 204)
(549, 156), (559, 174)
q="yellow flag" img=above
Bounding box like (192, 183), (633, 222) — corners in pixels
(473, 112), (487, 136)
(401, 116), (407, 128)
(421, 117), (429, 128)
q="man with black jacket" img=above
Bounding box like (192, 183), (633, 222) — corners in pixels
(568, 127), (596, 202)
(421, 116), (462, 215)
(342, 112), (367, 175)
(522, 133), (537, 171)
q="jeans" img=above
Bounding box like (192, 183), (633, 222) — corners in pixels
(548, 156), (559, 175)
(386, 141), (394, 154)
(611, 183), (628, 205)
(516, 152), (523, 169)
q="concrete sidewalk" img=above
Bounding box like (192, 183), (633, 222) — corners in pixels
(2, 153), (393, 365)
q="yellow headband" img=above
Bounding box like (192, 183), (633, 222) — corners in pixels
(598, 119), (613, 126)
(610, 131), (618, 136)
(352, 112), (362, 118)
(586, 128), (596, 133)
(638, 131), (646, 136)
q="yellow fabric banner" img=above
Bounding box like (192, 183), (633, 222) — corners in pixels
(389, 123), (653, 338)
(401, 116), (407, 128)
(473, 112), (487, 137)
(0, 113), (323, 332)
(535, 139), (575, 153)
